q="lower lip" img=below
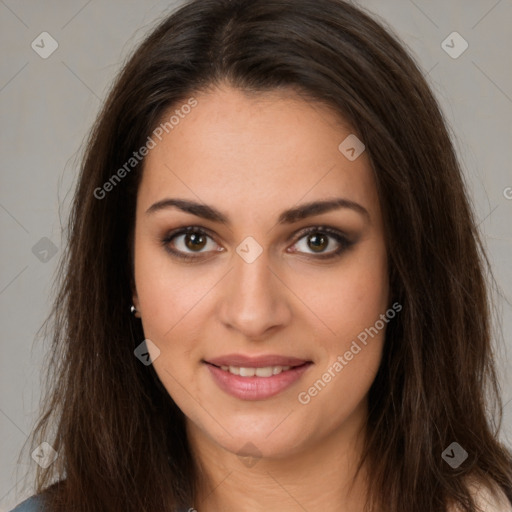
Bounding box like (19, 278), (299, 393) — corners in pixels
(205, 362), (313, 400)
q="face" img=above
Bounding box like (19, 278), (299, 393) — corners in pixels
(132, 84), (390, 461)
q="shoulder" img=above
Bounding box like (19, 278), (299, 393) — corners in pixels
(449, 477), (512, 512)
(8, 495), (44, 512)
(470, 481), (512, 512)
(8, 495), (191, 512)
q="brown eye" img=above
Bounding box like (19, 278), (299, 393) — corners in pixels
(306, 233), (329, 252)
(161, 227), (220, 260)
(162, 225), (353, 262)
(290, 227), (354, 259)
(183, 232), (208, 251)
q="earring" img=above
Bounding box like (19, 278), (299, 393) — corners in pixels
(130, 305), (137, 315)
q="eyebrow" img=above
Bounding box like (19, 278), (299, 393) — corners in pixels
(145, 197), (370, 225)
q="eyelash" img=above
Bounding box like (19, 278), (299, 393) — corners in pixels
(161, 225), (354, 262)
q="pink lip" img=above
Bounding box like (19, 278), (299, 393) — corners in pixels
(205, 361), (313, 401)
(205, 353), (310, 368)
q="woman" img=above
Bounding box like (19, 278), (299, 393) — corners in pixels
(10, 0), (512, 510)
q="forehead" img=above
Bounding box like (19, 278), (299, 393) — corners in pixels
(137, 85), (379, 224)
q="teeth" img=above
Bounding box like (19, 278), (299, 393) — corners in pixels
(219, 365), (292, 377)
(229, 365), (240, 375)
(255, 367), (273, 377)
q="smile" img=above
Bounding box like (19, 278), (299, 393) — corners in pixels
(218, 364), (292, 377)
(204, 360), (313, 400)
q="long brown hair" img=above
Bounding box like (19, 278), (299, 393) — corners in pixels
(18, 0), (512, 510)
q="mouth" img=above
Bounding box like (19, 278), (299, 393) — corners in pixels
(203, 355), (313, 400)
(205, 361), (310, 377)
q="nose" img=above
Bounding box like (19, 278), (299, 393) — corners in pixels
(218, 246), (292, 340)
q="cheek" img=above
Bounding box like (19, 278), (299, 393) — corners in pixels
(299, 334), (384, 440)
(134, 246), (204, 404)
(297, 244), (389, 422)
(133, 239), (220, 401)
(134, 238), (203, 338)
(289, 241), (389, 343)
(293, 239), (388, 397)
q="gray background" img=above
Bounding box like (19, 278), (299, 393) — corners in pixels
(1, 0), (511, 509)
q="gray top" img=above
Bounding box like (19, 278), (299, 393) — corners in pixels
(9, 495), (192, 512)
(9, 496), (43, 512)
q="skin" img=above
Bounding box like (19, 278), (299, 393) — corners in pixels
(132, 84), (390, 511)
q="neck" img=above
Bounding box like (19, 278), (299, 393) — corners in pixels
(186, 401), (370, 512)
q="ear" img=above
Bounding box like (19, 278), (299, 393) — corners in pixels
(131, 281), (142, 318)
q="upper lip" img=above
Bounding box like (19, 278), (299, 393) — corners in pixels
(205, 354), (311, 368)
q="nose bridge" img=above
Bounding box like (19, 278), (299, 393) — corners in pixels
(234, 245), (273, 297)
(219, 242), (290, 337)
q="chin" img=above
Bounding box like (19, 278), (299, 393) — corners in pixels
(194, 408), (317, 461)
